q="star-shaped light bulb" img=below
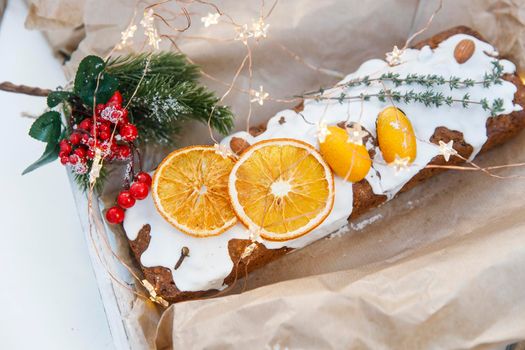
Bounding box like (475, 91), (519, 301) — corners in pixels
(438, 140), (457, 162)
(250, 85), (269, 106)
(317, 120), (331, 143)
(140, 9), (161, 49)
(386, 45), (404, 66)
(116, 24), (137, 50)
(345, 123), (368, 146)
(213, 143), (233, 159)
(235, 24), (253, 44)
(389, 154), (411, 174)
(251, 17), (269, 40)
(201, 13), (220, 27)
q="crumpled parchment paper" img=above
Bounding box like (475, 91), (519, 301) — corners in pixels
(25, 0), (525, 349)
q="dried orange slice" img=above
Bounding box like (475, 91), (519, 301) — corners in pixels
(228, 139), (334, 241)
(152, 146), (237, 237)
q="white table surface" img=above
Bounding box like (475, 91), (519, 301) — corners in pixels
(0, 2), (114, 349)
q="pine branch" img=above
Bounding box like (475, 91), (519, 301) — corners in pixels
(105, 52), (234, 144)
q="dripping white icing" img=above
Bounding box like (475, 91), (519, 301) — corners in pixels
(123, 34), (518, 292)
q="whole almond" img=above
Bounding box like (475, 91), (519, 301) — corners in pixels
(454, 39), (475, 64)
(230, 137), (250, 155)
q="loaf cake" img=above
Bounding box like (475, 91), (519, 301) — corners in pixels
(122, 26), (525, 303)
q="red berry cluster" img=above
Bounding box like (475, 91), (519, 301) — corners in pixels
(106, 172), (152, 224)
(59, 91), (139, 175)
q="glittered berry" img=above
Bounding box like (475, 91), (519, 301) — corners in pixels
(74, 147), (87, 159)
(135, 172), (152, 187)
(106, 206), (125, 224)
(82, 134), (90, 143)
(60, 156), (69, 165)
(69, 132), (82, 145)
(130, 182), (149, 200)
(69, 154), (79, 165)
(59, 150), (69, 158)
(117, 191), (136, 209)
(108, 91), (123, 105)
(59, 140), (72, 153)
(79, 118), (92, 131)
(87, 149), (95, 159)
(119, 123), (138, 142)
(118, 145), (131, 159)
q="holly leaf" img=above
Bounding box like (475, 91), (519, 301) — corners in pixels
(28, 111), (62, 143)
(47, 91), (74, 108)
(22, 141), (60, 175)
(74, 55), (118, 106)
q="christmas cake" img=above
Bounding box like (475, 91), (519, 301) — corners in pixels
(122, 26), (525, 303)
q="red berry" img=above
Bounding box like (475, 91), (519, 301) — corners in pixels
(130, 182), (149, 200)
(106, 206), (125, 224)
(70, 132), (82, 145)
(79, 118), (92, 131)
(60, 156), (69, 165)
(99, 131), (110, 140)
(59, 140), (72, 153)
(118, 145), (131, 159)
(59, 150), (69, 158)
(119, 113), (129, 126)
(119, 123), (138, 142)
(95, 103), (105, 115)
(117, 191), (136, 209)
(135, 172), (152, 187)
(98, 122), (111, 133)
(82, 134), (90, 143)
(87, 149), (95, 159)
(110, 143), (119, 153)
(69, 154), (79, 165)
(74, 147), (87, 159)
(108, 91), (123, 105)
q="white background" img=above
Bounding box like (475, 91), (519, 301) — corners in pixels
(0, 2), (113, 349)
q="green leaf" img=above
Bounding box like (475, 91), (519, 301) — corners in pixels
(28, 111), (62, 143)
(74, 55), (118, 106)
(47, 91), (74, 108)
(22, 142), (60, 175)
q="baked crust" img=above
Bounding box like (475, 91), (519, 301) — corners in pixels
(127, 26), (525, 303)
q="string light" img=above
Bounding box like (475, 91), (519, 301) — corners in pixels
(140, 9), (161, 49)
(389, 154), (411, 174)
(251, 17), (269, 40)
(234, 24), (253, 44)
(142, 279), (169, 307)
(213, 143), (233, 158)
(201, 12), (220, 27)
(346, 123), (368, 146)
(438, 140), (457, 162)
(317, 120), (331, 143)
(116, 24), (137, 50)
(89, 148), (103, 185)
(250, 85), (269, 105)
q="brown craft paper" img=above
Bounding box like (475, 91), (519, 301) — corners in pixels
(26, 0), (525, 349)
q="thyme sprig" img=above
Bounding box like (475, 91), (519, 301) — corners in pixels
(301, 61), (505, 96)
(312, 89), (505, 116)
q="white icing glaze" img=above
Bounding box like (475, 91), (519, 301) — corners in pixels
(123, 34), (518, 292)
